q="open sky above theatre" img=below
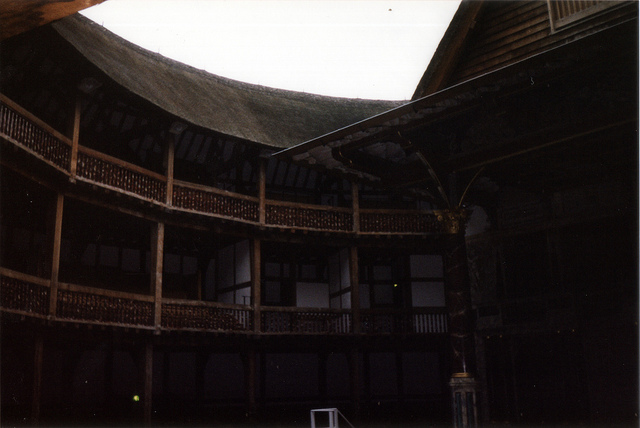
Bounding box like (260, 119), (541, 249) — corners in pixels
(81, 0), (461, 100)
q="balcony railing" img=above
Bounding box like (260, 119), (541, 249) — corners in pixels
(261, 307), (352, 334)
(1, 94), (445, 236)
(0, 267), (447, 336)
(361, 308), (448, 334)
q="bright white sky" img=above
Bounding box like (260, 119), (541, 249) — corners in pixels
(81, 0), (461, 100)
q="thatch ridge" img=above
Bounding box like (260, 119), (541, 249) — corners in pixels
(52, 14), (404, 148)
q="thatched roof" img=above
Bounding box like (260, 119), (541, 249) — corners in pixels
(52, 15), (403, 149)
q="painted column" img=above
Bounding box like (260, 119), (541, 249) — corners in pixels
(440, 209), (478, 428)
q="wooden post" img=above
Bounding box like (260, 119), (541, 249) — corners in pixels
(244, 348), (257, 418)
(49, 193), (64, 316)
(440, 209), (478, 428)
(151, 223), (164, 331)
(258, 159), (266, 225)
(69, 95), (81, 179)
(143, 340), (153, 426)
(31, 332), (44, 426)
(349, 246), (361, 334)
(351, 181), (360, 233)
(349, 349), (361, 420)
(318, 352), (328, 406)
(251, 239), (261, 332)
(164, 134), (175, 206)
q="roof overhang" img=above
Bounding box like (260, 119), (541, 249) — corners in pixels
(273, 19), (638, 198)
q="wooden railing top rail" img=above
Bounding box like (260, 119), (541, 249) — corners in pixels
(261, 306), (352, 314)
(162, 297), (250, 310)
(360, 208), (436, 215)
(0, 267), (51, 287)
(361, 306), (448, 315)
(266, 199), (352, 213)
(57, 281), (155, 302)
(78, 145), (167, 182)
(2, 94), (444, 235)
(173, 179), (259, 202)
(0, 93), (72, 147)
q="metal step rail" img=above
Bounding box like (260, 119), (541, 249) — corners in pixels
(310, 408), (355, 428)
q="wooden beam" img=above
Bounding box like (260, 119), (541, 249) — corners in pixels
(31, 332), (44, 426)
(143, 340), (153, 426)
(69, 96), (81, 180)
(349, 246), (360, 334)
(258, 159), (266, 225)
(151, 222), (164, 331)
(49, 193), (64, 317)
(164, 134), (175, 206)
(251, 238), (261, 333)
(0, 0), (108, 41)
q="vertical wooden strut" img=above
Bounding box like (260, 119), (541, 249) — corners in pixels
(164, 134), (175, 206)
(49, 193), (64, 316)
(251, 238), (262, 332)
(143, 340), (153, 426)
(349, 246), (360, 334)
(258, 158), (266, 225)
(69, 96), (81, 180)
(151, 223), (164, 331)
(351, 181), (360, 233)
(31, 332), (44, 426)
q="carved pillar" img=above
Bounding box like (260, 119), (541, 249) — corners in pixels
(439, 209), (478, 428)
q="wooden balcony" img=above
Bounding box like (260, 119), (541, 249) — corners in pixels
(0, 94), (445, 236)
(0, 267), (447, 336)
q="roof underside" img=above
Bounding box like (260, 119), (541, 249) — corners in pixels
(52, 15), (403, 149)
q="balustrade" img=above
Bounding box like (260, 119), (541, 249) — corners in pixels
(76, 150), (166, 202)
(261, 308), (352, 334)
(362, 309), (448, 334)
(173, 183), (259, 222)
(265, 204), (352, 231)
(0, 274), (50, 316)
(360, 210), (443, 234)
(0, 101), (71, 169)
(56, 288), (154, 327)
(162, 302), (252, 331)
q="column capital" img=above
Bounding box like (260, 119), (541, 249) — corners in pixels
(435, 208), (470, 234)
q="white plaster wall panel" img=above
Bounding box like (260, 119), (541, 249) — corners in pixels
(296, 282), (330, 308)
(235, 240), (251, 285)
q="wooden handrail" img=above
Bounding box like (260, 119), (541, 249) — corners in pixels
(173, 179), (259, 202)
(2, 93), (443, 235)
(0, 267), (51, 287)
(261, 306), (351, 314)
(77, 145), (167, 182)
(266, 199), (352, 213)
(57, 281), (154, 302)
(0, 93), (72, 146)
